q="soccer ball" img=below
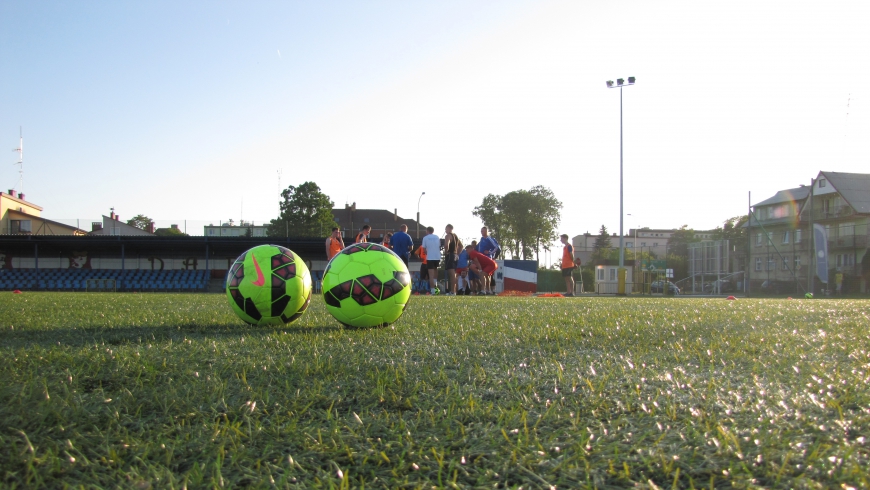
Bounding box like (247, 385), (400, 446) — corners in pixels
(225, 245), (312, 326)
(322, 242), (412, 328)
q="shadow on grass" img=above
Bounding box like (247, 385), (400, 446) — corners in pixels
(1, 323), (344, 350)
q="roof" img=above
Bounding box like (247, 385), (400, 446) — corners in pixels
(90, 216), (154, 236)
(6, 209), (86, 234)
(821, 171), (870, 214)
(752, 186), (810, 208)
(331, 208), (424, 232)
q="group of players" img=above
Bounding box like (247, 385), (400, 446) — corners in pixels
(325, 223), (501, 296)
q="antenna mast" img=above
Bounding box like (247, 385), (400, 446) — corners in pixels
(12, 127), (23, 192)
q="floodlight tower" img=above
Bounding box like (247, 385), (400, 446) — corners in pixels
(606, 77), (636, 293)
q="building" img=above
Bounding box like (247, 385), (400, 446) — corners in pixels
(89, 212), (154, 236)
(204, 220), (268, 237)
(332, 203), (425, 241)
(572, 227), (715, 265)
(748, 171), (870, 294)
(1, 190), (86, 236)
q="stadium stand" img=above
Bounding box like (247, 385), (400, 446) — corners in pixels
(0, 235), (339, 292)
(0, 268), (211, 292)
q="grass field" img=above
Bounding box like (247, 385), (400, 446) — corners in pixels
(1, 293), (868, 488)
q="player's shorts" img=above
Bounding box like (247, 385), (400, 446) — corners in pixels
(456, 267), (467, 275)
(561, 267), (574, 277)
(426, 260), (440, 270)
(443, 253), (457, 269)
(482, 263), (497, 276)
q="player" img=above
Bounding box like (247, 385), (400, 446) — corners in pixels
(476, 228), (500, 294)
(465, 244), (498, 295)
(390, 224), (414, 266)
(456, 246), (470, 294)
(382, 232), (393, 250)
(325, 227), (345, 261)
(560, 234), (576, 296)
(443, 224), (462, 295)
(355, 225), (371, 243)
(421, 226), (442, 295)
(414, 244), (429, 294)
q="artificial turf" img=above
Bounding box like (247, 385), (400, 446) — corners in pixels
(1, 293), (868, 488)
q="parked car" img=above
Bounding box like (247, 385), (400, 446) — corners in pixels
(703, 279), (734, 294)
(650, 281), (680, 295)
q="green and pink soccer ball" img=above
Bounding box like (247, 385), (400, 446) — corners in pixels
(322, 242), (412, 328)
(225, 245), (312, 326)
(225, 243), (411, 328)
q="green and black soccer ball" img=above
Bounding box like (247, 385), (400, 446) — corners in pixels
(225, 245), (312, 326)
(322, 242), (411, 328)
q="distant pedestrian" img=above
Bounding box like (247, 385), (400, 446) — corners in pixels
(355, 225), (371, 244)
(390, 224), (414, 266)
(383, 232), (393, 250)
(560, 234), (576, 296)
(421, 226), (442, 295)
(325, 227), (345, 261)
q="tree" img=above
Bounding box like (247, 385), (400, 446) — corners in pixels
(266, 181), (337, 238)
(155, 227), (187, 237)
(126, 214), (152, 230)
(712, 215), (748, 251)
(473, 186), (562, 260)
(592, 225), (613, 261)
(667, 225), (699, 258)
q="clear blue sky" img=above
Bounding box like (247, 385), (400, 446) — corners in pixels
(2, 1), (868, 248)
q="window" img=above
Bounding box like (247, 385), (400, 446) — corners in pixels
(782, 230), (790, 244)
(819, 179), (826, 188)
(653, 242), (658, 247)
(597, 268), (604, 281)
(767, 256), (776, 271)
(840, 222), (854, 236)
(794, 255), (801, 269)
(609, 268), (617, 281)
(756, 233), (763, 246)
(795, 229), (802, 243)
(782, 256), (789, 270)
(640, 242), (646, 247)
(767, 207), (774, 219)
(626, 242), (633, 248)
(10, 219), (32, 233)
(755, 257), (762, 271)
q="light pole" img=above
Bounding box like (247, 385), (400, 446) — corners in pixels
(606, 77), (636, 270)
(416, 192), (426, 239)
(536, 228), (542, 266)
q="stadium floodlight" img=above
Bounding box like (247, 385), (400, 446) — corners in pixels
(606, 76), (637, 275)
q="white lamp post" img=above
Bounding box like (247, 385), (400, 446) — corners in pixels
(416, 192), (425, 239)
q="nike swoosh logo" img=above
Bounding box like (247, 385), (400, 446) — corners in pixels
(252, 255), (266, 286)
